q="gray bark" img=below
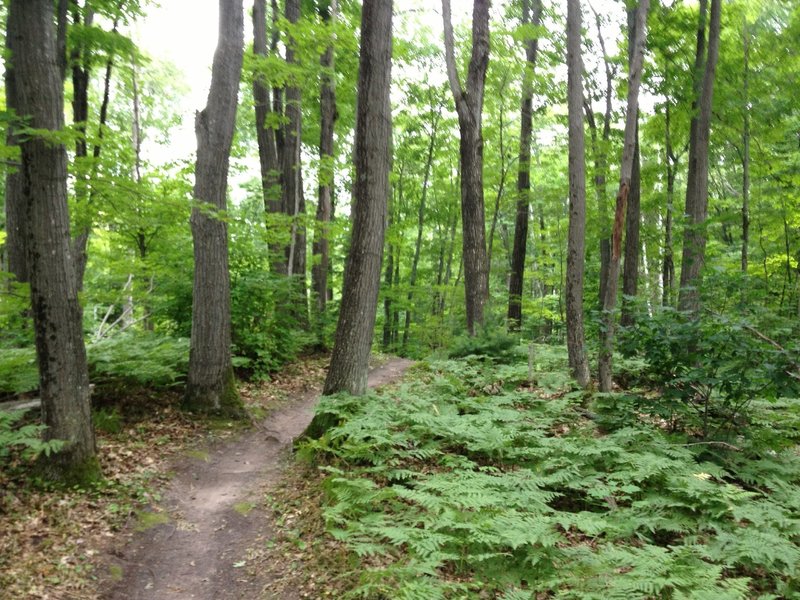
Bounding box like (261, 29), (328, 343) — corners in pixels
(678, 0), (721, 315)
(442, 0), (490, 336)
(319, 0), (392, 399)
(598, 0), (649, 393)
(185, 0), (245, 417)
(566, 0), (590, 387)
(508, 0), (542, 331)
(11, 0), (97, 481)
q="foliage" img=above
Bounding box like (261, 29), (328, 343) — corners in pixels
(88, 333), (190, 388)
(447, 330), (520, 363)
(303, 352), (800, 598)
(0, 348), (38, 396)
(0, 411), (64, 462)
(620, 308), (800, 440)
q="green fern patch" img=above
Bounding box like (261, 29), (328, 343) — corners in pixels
(302, 352), (800, 599)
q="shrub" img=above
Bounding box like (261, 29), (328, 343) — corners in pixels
(88, 332), (190, 388)
(0, 410), (63, 462)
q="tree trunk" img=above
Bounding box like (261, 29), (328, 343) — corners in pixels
(4, 9), (27, 284)
(741, 18), (750, 274)
(252, 0), (282, 257)
(442, 0), (490, 336)
(598, 0), (649, 393)
(620, 5), (643, 328)
(403, 104), (440, 348)
(11, 0), (97, 483)
(185, 0), (245, 418)
(678, 0), (721, 316)
(314, 0), (392, 403)
(565, 0), (590, 388)
(507, 0), (542, 331)
(312, 0), (338, 319)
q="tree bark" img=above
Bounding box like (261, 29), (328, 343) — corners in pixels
(315, 0), (392, 403)
(185, 0), (245, 417)
(678, 0), (721, 316)
(442, 0), (490, 336)
(11, 0), (97, 482)
(312, 0), (339, 319)
(252, 0), (282, 251)
(620, 5), (643, 328)
(507, 0), (542, 331)
(598, 0), (649, 393)
(565, 0), (590, 388)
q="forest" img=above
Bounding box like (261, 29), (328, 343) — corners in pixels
(1, 0), (800, 597)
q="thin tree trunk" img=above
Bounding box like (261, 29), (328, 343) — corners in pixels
(11, 0), (97, 482)
(315, 0), (392, 402)
(566, 0), (590, 387)
(487, 93), (510, 279)
(383, 190), (396, 350)
(312, 0), (338, 319)
(662, 99), (677, 306)
(403, 103), (441, 348)
(598, 0), (649, 393)
(741, 18), (750, 274)
(442, 0), (490, 336)
(508, 0), (542, 331)
(185, 0), (245, 417)
(678, 0), (721, 316)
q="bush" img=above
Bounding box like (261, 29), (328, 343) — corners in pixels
(448, 329), (519, 363)
(0, 410), (63, 462)
(88, 332), (190, 388)
(0, 348), (38, 396)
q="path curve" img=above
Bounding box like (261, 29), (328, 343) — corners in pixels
(102, 358), (414, 600)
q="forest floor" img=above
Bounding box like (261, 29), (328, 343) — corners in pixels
(0, 355), (413, 600)
(97, 356), (413, 600)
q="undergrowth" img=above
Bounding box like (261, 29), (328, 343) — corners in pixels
(302, 345), (800, 599)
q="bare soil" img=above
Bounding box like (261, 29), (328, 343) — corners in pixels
(99, 358), (413, 600)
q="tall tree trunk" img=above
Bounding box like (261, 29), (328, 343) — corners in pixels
(313, 0), (392, 404)
(620, 5), (643, 328)
(678, 0), (721, 316)
(740, 18), (750, 274)
(253, 0), (282, 264)
(598, 0), (649, 393)
(507, 0), (542, 331)
(403, 103), (440, 348)
(185, 0), (245, 417)
(565, 0), (590, 388)
(383, 189), (396, 351)
(11, 0), (97, 482)
(4, 9), (27, 284)
(312, 0), (338, 319)
(487, 90), (509, 280)
(442, 0), (490, 336)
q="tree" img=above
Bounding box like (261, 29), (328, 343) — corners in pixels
(312, 0), (393, 407)
(442, 0), (490, 336)
(184, 0), (246, 417)
(508, 0), (543, 331)
(598, 0), (649, 393)
(678, 0), (721, 315)
(10, 0), (98, 481)
(311, 0), (339, 321)
(565, 0), (590, 387)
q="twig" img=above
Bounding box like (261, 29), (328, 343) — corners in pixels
(680, 441), (741, 451)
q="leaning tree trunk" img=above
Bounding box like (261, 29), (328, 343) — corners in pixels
(678, 0), (721, 316)
(565, 0), (590, 388)
(312, 0), (338, 321)
(185, 0), (246, 417)
(11, 0), (97, 483)
(598, 0), (649, 393)
(507, 0), (542, 331)
(442, 0), (490, 336)
(308, 0), (393, 411)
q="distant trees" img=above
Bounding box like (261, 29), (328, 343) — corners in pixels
(184, 0), (246, 416)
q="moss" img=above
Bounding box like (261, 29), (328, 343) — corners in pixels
(108, 564), (124, 582)
(232, 501), (255, 516)
(134, 510), (170, 532)
(182, 366), (247, 420)
(36, 452), (103, 488)
(184, 449), (209, 461)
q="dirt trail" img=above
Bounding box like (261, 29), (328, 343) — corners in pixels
(102, 358), (414, 600)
